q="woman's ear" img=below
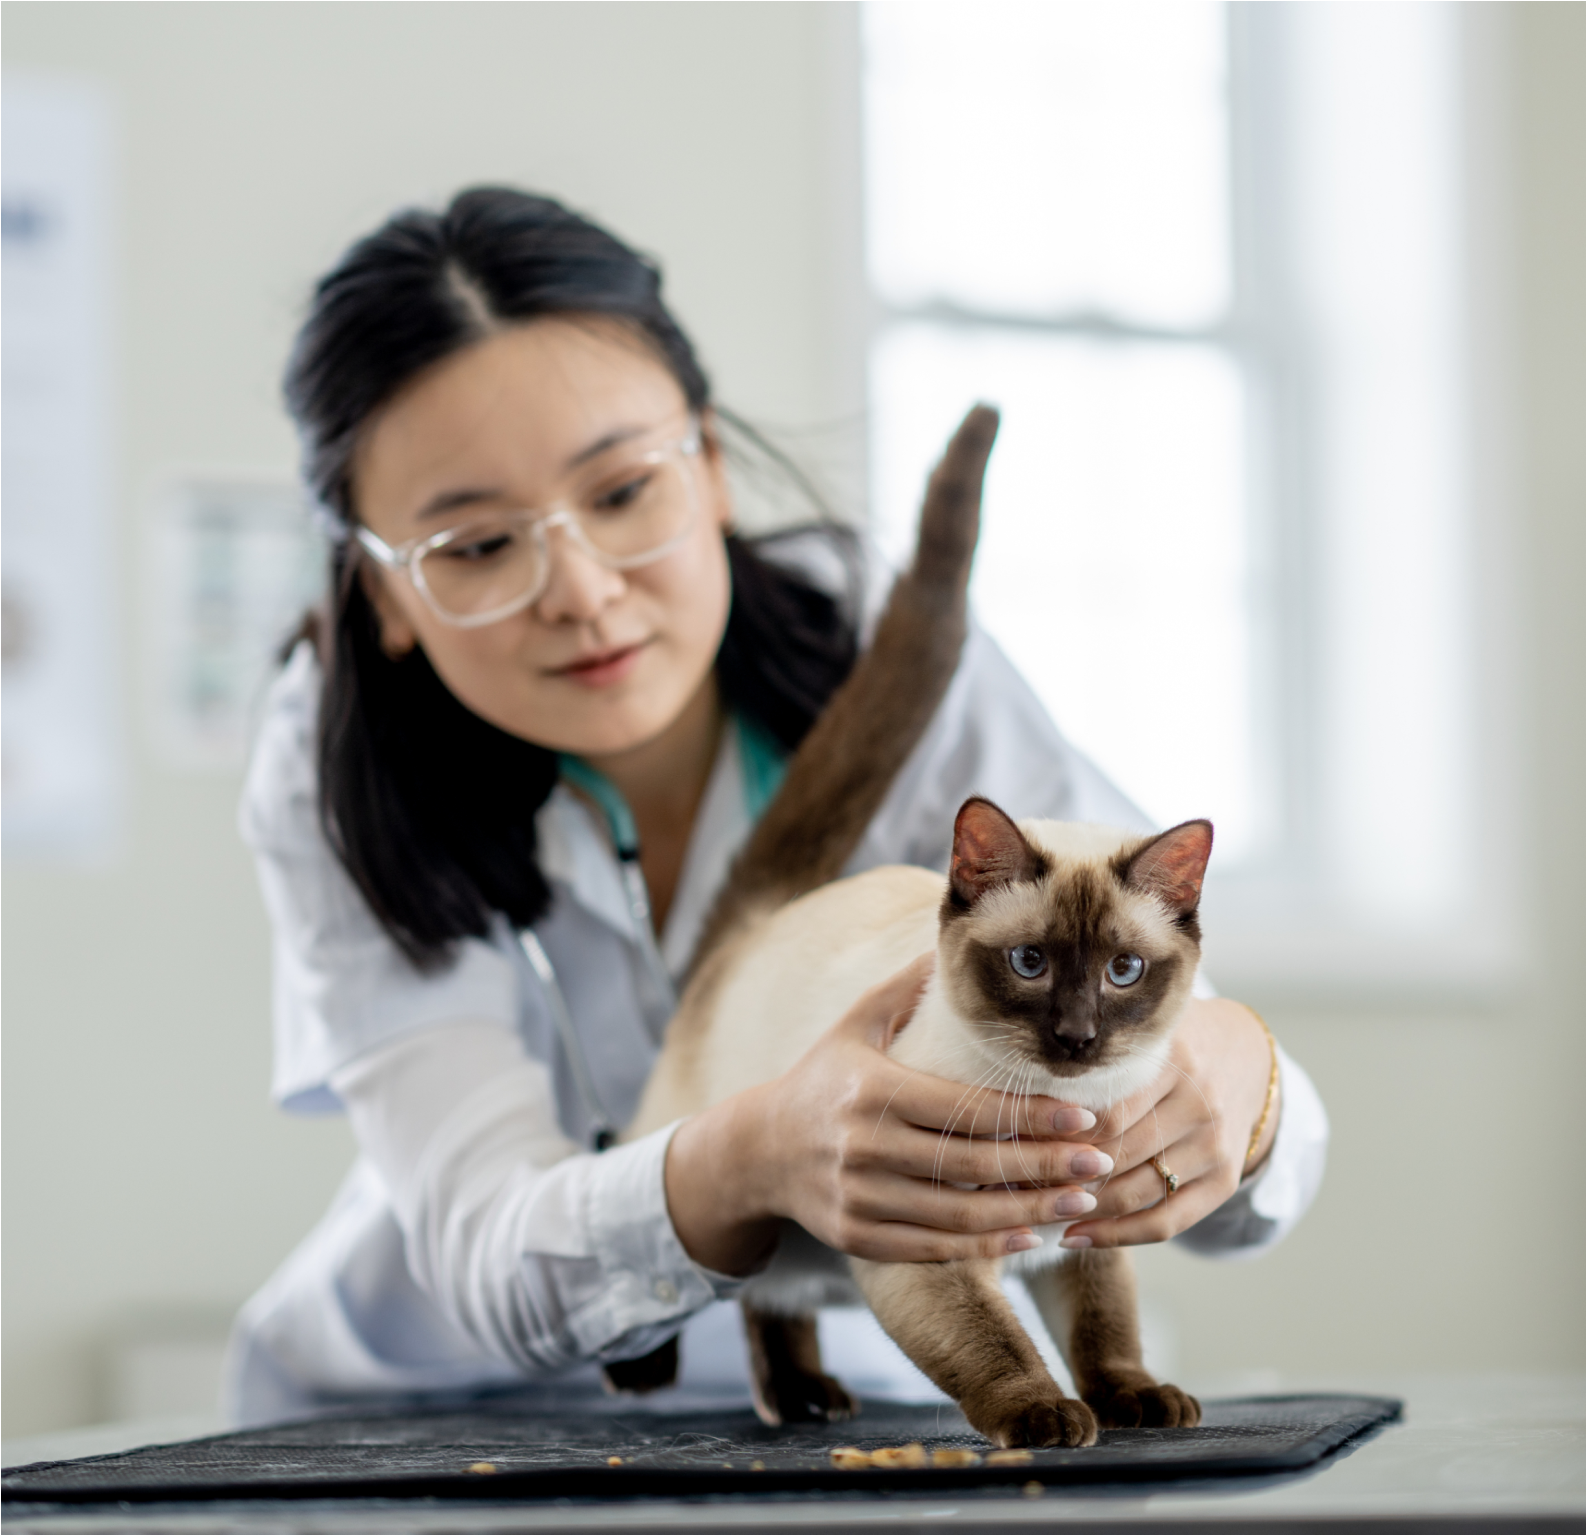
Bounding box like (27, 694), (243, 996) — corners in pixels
(357, 560), (419, 658)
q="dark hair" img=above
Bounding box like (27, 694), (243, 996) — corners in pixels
(286, 187), (859, 967)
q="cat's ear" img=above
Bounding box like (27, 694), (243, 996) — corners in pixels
(1120, 820), (1214, 916)
(948, 797), (1043, 908)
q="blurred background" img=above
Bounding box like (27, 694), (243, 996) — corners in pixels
(3, 1), (1582, 1439)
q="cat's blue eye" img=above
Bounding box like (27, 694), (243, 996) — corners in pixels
(1008, 945), (1047, 979)
(1106, 953), (1145, 987)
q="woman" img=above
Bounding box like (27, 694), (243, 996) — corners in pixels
(227, 187), (1327, 1425)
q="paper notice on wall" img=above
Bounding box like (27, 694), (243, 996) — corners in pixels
(148, 479), (326, 770)
(2, 76), (122, 860)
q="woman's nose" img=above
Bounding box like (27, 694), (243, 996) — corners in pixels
(532, 524), (627, 624)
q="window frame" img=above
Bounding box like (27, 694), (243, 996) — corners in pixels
(841, 1), (1519, 1000)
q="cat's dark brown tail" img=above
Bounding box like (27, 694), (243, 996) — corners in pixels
(686, 403), (998, 976)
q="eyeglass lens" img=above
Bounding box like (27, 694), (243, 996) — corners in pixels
(416, 452), (695, 621)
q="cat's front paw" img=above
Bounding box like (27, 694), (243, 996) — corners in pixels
(1089, 1379), (1201, 1429)
(972, 1393), (1098, 1449)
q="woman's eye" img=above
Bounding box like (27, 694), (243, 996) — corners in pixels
(438, 532), (513, 563)
(1008, 945), (1047, 979)
(1106, 953), (1145, 987)
(592, 471), (653, 514)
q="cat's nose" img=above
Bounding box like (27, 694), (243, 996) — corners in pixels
(1053, 1012), (1097, 1043)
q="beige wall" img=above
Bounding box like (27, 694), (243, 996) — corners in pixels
(3, 1), (1582, 1438)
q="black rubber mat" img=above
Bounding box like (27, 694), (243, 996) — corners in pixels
(2, 1393), (1400, 1505)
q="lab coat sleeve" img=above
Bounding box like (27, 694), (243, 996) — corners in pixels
(331, 1020), (745, 1374)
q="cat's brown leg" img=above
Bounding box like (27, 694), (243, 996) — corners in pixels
(851, 1258), (1097, 1448)
(1024, 1250), (1201, 1429)
(601, 1335), (681, 1395)
(741, 1304), (858, 1426)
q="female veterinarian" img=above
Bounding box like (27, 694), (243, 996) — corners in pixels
(227, 188), (1328, 1424)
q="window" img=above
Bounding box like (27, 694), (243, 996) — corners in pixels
(862, 3), (1502, 989)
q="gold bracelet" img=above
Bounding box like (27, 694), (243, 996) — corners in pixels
(1243, 1009), (1281, 1175)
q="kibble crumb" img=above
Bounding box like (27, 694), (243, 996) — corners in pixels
(1022, 1480), (1044, 1498)
(751, 1460), (766, 1471)
(931, 1448), (982, 1468)
(605, 1456), (624, 1467)
(986, 1448), (1034, 1466)
(466, 1462), (497, 1475)
(869, 1442), (928, 1469)
(830, 1447), (873, 1469)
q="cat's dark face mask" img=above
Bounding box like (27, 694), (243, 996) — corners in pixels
(936, 798), (1212, 1080)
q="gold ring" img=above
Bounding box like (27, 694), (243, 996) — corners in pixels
(1151, 1155), (1179, 1197)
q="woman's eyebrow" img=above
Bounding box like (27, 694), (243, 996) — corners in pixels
(565, 422), (653, 471)
(417, 487), (504, 520)
(414, 422), (660, 519)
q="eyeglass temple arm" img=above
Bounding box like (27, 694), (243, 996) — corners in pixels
(354, 526), (404, 568)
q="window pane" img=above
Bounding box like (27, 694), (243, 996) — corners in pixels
(864, 1), (1230, 328)
(1286, 2), (1470, 924)
(871, 324), (1257, 861)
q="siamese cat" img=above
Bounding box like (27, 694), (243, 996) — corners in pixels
(610, 406), (1207, 1449)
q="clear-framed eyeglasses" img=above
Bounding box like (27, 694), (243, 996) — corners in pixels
(355, 424), (704, 628)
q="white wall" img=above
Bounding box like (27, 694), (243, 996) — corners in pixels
(3, 0), (1582, 1438)
(1, 0), (857, 1436)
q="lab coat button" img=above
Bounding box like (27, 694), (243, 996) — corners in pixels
(653, 1279), (679, 1304)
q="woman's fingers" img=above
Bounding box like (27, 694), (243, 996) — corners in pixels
(847, 1171), (1096, 1234)
(1069, 1121), (1242, 1240)
(1092, 1092), (1224, 1182)
(833, 953), (937, 1048)
(875, 1121), (1114, 1189)
(1060, 1169), (1226, 1250)
(840, 1219), (1043, 1266)
(880, 1067), (1097, 1142)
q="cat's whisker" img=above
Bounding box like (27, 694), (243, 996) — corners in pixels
(933, 1057), (1017, 1191)
(998, 1061), (1043, 1192)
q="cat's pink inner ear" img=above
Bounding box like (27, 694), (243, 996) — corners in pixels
(949, 797), (1037, 904)
(1124, 820), (1214, 915)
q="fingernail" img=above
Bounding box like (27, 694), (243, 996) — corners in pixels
(1053, 1190), (1097, 1218)
(1006, 1231), (1043, 1254)
(1052, 1107), (1097, 1133)
(1070, 1150), (1114, 1178)
(1059, 1235), (1093, 1250)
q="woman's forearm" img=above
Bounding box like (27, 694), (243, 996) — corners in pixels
(663, 1083), (785, 1276)
(333, 1021), (740, 1371)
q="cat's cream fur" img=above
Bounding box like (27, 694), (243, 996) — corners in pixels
(601, 405), (1204, 1444)
(627, 809), (1209, 1446)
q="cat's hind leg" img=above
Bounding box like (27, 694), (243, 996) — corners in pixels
(851, 1257), (1097, 1448)
(741, 1304), (858, 1425)
(601, 1335), (681, 1395)
(1024, 1250), (1201, 1428)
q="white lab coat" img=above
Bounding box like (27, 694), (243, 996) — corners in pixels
(225, 624), (1328, 1427)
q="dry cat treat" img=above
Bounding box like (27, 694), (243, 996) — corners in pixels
(985, 1448), (1034, 1466)
(869, 1442), (928, 1469)
(466, 1462), (497, 1475)
(605, 1456), (624, 1466)
(931, 1448), (983, 1467)
(829, 1447), (873, 1469)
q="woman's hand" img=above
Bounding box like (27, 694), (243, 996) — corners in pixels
(1057, 997), (1279, 1251)
(665, 955), (1114, 1275)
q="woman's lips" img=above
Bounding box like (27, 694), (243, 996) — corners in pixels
(551, 641), (648, 689)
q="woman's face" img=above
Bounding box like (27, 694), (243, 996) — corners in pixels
(352, 319), (733, 757)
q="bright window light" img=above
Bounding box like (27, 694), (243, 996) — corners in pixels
(871, 325), (1254, 859)
(864, 0), (1256, 863)
(864, 2), (1485, 983)
(864, 1), (1230, 327)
